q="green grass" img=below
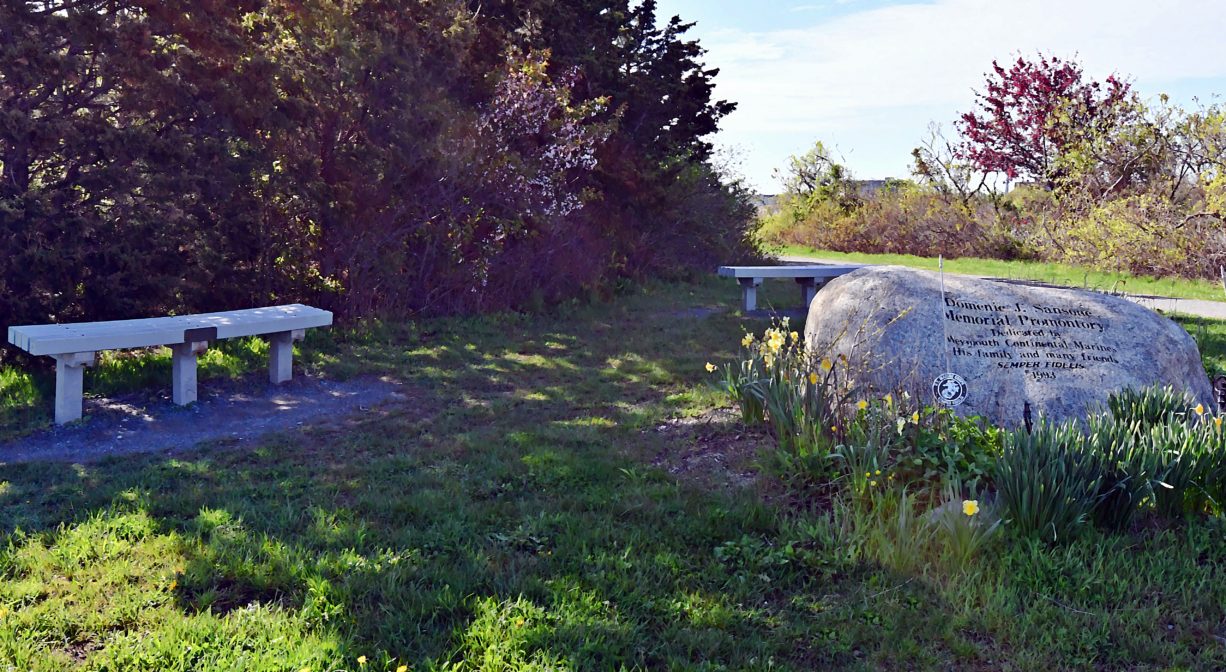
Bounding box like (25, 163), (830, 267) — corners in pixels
(1175, 313), (1226, 375)
(0, 279), (1224, 670)
(778, 244), (1226, 302)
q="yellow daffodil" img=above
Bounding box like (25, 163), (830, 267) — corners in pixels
(869, 480), (877, 487)
(831, 425), (838, 433)
(704, 362), (716, 373)
(168, 580), (177, 591)
(358, 656), (367, 666)
(397, 666), (408, 672)
(1195, 403), (1206, 416)
(874, 470), (881, 476)
(741, 333), (754, 347)
(883, 393), (892, 406)
(911, 411), (920, 424)
(763, 353), (775, 368)
(962, 500), (980, 517)
(1216, 416), (1223, 429)
(820, 358), (833, 372)
(888, 473), (895, 480)
(808, 371), (819, 385)
(865, 471), (871, 478)
(856, 400), (868, 410)
(789, 330), (799, 342)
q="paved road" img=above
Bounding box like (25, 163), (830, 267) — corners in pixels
(779, 254), (1226, 321)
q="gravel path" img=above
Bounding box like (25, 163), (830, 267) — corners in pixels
(0, 375), (407, 464)
(778, 254), (1226, 320)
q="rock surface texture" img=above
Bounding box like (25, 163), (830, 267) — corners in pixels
(803, 266), (1214, 427)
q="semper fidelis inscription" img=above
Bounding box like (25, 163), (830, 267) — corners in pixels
(803, 266), (1215, 428)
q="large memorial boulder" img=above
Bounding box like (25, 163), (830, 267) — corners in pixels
(804, 266), (1214, 427)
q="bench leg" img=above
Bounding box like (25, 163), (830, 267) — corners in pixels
(738, 278), (762, 312)
(796, 278), (818, 310)
(53, 352), (95, 425)
(171, 341), (207, 406)
(268, 330), (305, 384)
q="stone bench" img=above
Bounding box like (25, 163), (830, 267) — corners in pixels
(7, 304), (333, 425)
(717, 264), (865, 312)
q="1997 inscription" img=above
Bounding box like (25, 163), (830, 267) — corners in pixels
(944, 295), (1118, 381)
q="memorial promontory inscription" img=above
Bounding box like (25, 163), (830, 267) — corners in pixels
(804, 266), (1214, 427)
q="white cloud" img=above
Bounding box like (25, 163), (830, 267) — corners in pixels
(698, 0), (1226, 185)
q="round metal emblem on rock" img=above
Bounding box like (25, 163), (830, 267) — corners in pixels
(932, 372), (968, 407)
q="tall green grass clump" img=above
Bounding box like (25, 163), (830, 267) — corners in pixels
(996, 421), (1103, 543)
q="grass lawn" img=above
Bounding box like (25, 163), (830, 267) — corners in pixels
(1, 278), (1225, 670)
(778, 244), (1226, 302)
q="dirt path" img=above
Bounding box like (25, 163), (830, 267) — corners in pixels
(779, 254), (1226, 320)
(0, 375), (406, 464)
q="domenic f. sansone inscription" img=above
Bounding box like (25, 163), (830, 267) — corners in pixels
(944, 296), (1119, 382)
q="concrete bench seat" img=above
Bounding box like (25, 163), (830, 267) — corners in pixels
(8, 304), (333, 425)
(717, 264), (865, 312)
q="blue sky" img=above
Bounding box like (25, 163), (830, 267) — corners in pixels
(654, 0), (1226, 193)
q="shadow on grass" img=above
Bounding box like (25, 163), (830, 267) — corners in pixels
(0, 278), (971, 670)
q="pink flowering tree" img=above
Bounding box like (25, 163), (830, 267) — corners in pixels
(956, 54), (1131, 188)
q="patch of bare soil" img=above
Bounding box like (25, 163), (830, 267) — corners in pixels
(0, 374), (407, 464)
(648, 406), (772, 490)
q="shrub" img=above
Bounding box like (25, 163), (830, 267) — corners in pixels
(766, 186), (1025, 261)
(899, 407), (1003, 491)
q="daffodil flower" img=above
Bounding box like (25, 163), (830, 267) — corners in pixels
(1216, 416), (1223, 429)
(358, 656), (367, 666)
(808, 372), (819, 385)
(1195, 403), (1206, 416)
(962, 500), (980, 516)
(856, 400), (868, 410)
(883, 393), (892, 406)
(820, 358), (833, 372)
(741, 333), (754, 347)
(789, 330), (799, 342)
(911, 411), (920, 423)
(704, 362), (716, 373)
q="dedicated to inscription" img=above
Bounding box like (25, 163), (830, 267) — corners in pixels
(944, 295), (1118, 381)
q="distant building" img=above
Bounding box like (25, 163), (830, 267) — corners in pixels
(752, 193), (782, 213)
(753, 178), (907, 213)
(852, 179), (891, 197)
